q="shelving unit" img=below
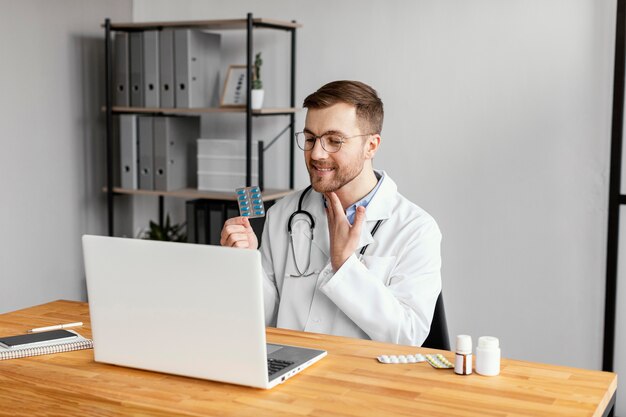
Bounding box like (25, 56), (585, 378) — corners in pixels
(102, 13), (301, 236)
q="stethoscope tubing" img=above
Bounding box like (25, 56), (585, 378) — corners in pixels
(287, 186), (383, 277)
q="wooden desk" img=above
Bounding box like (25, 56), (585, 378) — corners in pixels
(0, 300), (616, 417)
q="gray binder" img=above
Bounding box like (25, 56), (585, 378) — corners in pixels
(143, 31), (160, 108)
(186, 199), (198, 243)
(129, 32), (144, 107)
(154, 117), (200, 191)
(113, 33), (129, 106)
(159, 29), (175, 108)
(174, 30), (221, 108)
(119, 115), (138, 189)
(138, 116), (154, 190)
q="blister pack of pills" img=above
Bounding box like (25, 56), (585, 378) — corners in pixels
(425, 354), (454, 369)
(377, 354), (426, 364)
(236, 186), (265, 218)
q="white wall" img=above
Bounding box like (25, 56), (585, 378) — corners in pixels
(134, 0), (615, 369)
(0, 0), (132, 312)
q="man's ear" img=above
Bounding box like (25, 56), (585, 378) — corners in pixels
(364, 134), (381, 159)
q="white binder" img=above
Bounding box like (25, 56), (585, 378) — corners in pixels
(174, 30), (221, 108)
(138, 116), (154, 190)
(154, 117), (200, 191)
(159, 29), (175, 108)
(143, 31), (160, 108)
(113, 33), (129, 106)
(129, 32), (144, 107)
(119, 115), (138, 190)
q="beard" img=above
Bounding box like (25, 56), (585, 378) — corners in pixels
(307, 159), (365, 193)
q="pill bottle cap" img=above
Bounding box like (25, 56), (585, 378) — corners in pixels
(455, 335), (472, 354)
(478, 336), (499, 349)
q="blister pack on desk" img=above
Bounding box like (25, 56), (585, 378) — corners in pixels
(377, 354), (425, 364)
(236, 186), (265, 218)
(425, 354), (454, 369)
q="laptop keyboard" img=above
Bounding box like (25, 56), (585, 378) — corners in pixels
(267, 358), (294, 377)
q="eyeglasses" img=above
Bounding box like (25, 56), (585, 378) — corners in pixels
(295, 131), (374, 153)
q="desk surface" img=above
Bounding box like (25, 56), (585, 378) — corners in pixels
(0, 300), (617, 417)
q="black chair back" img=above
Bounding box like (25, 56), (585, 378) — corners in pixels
(421, 292), (450, 350)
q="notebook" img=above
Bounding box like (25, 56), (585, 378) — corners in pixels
(82, 235), (326, 389)
(0, 330), (93, 361)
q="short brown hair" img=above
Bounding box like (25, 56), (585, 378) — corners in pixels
(303, 80), (384, 134)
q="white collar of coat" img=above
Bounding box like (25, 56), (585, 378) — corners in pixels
(305, 169), (396, 257)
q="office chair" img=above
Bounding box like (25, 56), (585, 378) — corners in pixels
(421, 292), (450, 350)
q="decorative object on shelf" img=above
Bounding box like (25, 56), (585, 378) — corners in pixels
(220, 65), (247, 107)
(251, 52), (264, 110)
(139, 214), (187, 242)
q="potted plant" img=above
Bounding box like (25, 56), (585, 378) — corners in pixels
(251, 52), (264, 109)
(140, 214), (187, 242)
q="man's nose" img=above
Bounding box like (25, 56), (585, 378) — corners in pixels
(310, 137), (328, 159)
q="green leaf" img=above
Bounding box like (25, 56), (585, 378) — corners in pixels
(141, 213), (187, 242)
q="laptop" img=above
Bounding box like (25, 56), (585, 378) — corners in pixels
(82, 235), (326, 389)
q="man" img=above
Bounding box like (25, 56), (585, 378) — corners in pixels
(221, 80), (441, 346)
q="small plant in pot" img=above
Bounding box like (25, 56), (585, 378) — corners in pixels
(251, 52), (264, 109)
(140, 214), (187, 242)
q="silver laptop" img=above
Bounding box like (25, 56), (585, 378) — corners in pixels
(82, 235), (326, 389)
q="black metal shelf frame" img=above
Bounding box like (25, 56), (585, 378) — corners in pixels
(605, 0), (626, 380)
(103, 13), (298, 235)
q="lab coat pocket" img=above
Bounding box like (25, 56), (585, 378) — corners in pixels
(359, 255), (397, 286)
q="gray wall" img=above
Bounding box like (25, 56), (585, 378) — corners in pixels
(0, 0), (620, 412)
(133, 0), (617, 401)
(0, 0), (132, 312)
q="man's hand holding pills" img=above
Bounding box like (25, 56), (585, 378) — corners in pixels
(220, 216), (259, 249)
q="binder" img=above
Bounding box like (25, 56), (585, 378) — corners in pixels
(119, 115), (138, 189)
(196, 201), (207, 244)
(143, 30), (160, 108)
(129, 32), (144, 107)
(154, 117), (200, 191)
(186, 199), (199, 243)
(159, 29), (175, 108)
(188, 200), (222, 245)
(174, 30), (221, 108)
(204, 201), (226, 245)
(138, 116), (154, 190)
(113, 32), (129, 106)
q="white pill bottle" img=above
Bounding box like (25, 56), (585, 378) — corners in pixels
(454, 335), (472, 375)
(476, 336), (500, 376)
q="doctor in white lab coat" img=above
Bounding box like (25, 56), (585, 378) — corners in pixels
(221, 81), (442, 346)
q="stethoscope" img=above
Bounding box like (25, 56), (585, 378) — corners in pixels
(287, 185), (384, 277)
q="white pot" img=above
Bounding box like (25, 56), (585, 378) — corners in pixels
(251, 89), (265, 109)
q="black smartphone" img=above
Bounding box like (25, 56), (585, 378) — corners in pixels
(0, 329), (77, 349)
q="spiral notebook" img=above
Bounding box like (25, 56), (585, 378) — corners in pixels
(0, 332), (93, 361)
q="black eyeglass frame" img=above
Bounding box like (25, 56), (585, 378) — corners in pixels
(295, 131), (376, 153)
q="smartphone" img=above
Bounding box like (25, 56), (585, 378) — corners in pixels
(0, 329), (77, 349)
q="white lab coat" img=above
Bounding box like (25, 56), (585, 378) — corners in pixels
(260, 171), (442, 346)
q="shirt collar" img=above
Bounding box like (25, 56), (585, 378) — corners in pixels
(345, 171), (384, 224)
(305, 170), (396, 256)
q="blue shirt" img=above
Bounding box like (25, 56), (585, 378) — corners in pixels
(346, 172), (384, 224)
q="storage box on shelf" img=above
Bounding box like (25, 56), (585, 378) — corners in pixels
(197, 139), (260, 192)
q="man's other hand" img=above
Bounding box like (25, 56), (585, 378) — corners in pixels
(325, 191), (366, 271)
